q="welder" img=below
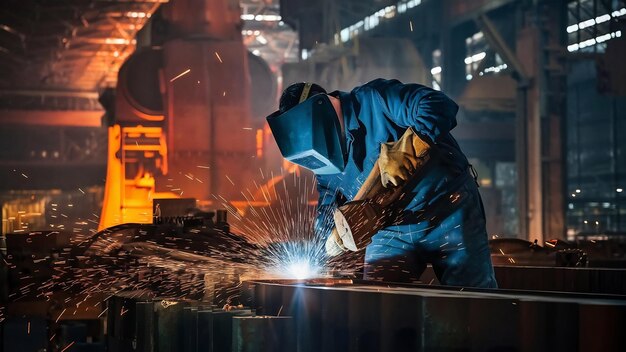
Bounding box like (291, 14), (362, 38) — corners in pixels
(266, 79), (497, 288)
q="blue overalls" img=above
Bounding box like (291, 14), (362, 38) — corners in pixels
(315, 79), (497, 288)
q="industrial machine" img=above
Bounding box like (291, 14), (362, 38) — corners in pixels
(99, 0), (274, 230)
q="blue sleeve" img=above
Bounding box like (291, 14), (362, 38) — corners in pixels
(368, 79), (459, 143)
(314, 180), (337, 239)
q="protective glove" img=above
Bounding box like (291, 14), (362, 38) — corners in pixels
(325, 227), (347, 257)
(378, 127), (431, 188)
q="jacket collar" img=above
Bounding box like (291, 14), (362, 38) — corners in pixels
(330, 90), (364, 171)
(329, 90), (359, 135)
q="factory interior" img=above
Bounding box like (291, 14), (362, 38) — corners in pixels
(1, 0), (626, 351)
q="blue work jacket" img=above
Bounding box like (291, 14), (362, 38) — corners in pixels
(315, 78), (472, 238)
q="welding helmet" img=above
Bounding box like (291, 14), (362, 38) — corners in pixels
(267, 83), (346, 175)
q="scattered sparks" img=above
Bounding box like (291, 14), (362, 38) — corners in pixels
(277, 305), (283, 317)
(161, 300), (178, 308)
(0, 168), (363, 330)
(225, 174), (235, 186)
(169, 68), (191, 82)
(215, 52), (223, 63)
(56, 308), (66, 323)
(409, 20), (413, 32)
(78, 188), (85, 194)
(242, 127), (253, 130)
(60, 341), (75, 352)
(21, 173), (28, 178)
(98, 307), (108, 318)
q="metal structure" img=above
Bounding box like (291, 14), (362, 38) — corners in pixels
(244, 279), (626, 352)
(0, 0), (288, 197)
(566, 0), (626, 235)
(0, 0), (162, 91)
(0, 0), (160, 195)
(98, 0), (267, 229)
(240, 0), (299, 67)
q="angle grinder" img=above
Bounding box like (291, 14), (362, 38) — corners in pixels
(327, 128), (431, 255)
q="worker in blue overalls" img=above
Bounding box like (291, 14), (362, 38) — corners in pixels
(266, 79), (497, 288)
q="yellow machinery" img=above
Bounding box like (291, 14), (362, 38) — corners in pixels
(99, 125), (177, 229)
(99, 0), (257, 230)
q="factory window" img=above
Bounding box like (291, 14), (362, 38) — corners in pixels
(431, 49), (442, 90)
(494, 162), (519, 237)
(464, 31), (508, 81)
(334, 0), (423, 44)
(567, 60), (626, 236)
(464, 31), (487, 81)
(566, 0), (625, 53)
(478, 53), (507, 76)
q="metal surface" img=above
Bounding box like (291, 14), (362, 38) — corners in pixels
(106, 294), (256, 352)
(512, 1), (567, 242)
(211, 309), (256, 352)
(232, 316), (296, 352)
(244, 279), (626, 352)
(493, 265), (626, 295)
(195, 308), (255, 352)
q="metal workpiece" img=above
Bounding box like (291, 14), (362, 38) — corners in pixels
(188, 307), (254, 352)
(107, 294), (198, 352)
(232, 316), (296, 352)
(210, 309), (255, 352)
(105, 293), (257, 352)
(244, 279), (626, 352)
(493, 265), (626, 295)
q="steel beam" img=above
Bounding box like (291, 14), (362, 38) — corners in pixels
(0, 110), (102, 127)
(0, 89), (99, 99)
(475, 14), (528, 83)
(475, 3), (566, 242)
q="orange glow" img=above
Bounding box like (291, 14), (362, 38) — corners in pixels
(282, 159), (300, 176)
(256, 128), (263, 158)
(99, 125), (178, 230)
(0, 110), (102, 127)
(251, 163), (300, 205)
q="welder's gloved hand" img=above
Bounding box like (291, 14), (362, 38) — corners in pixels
(378, 128), (431, 188)
(325, 227), (347, 257)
